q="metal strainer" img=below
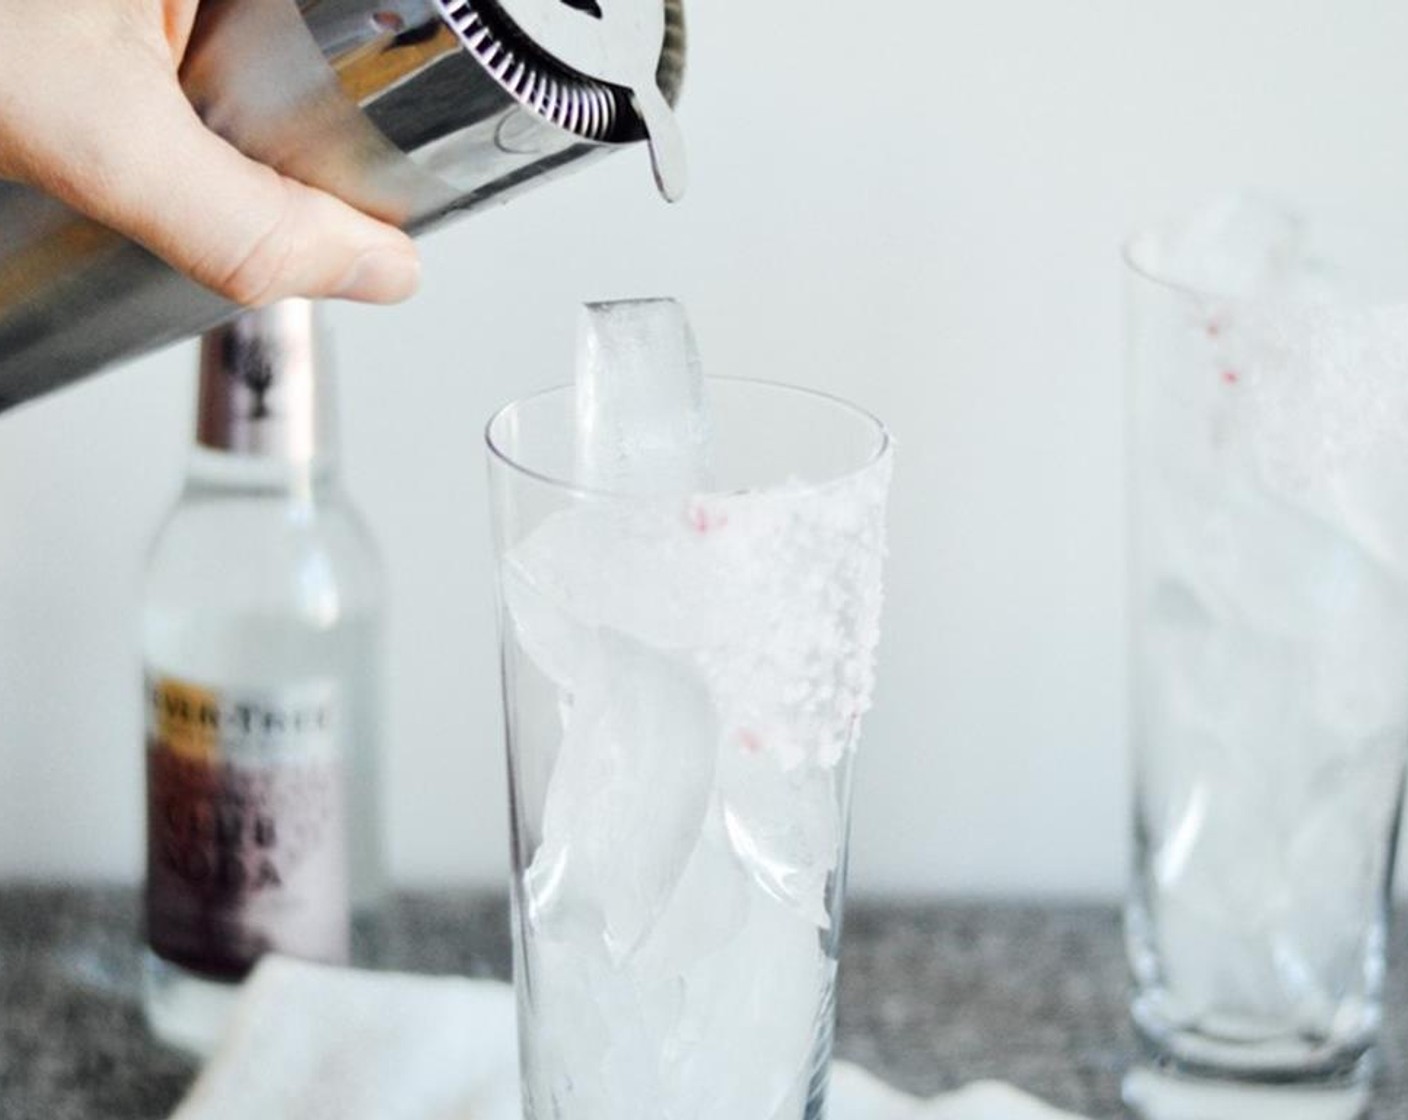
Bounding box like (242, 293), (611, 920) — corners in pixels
(438, 0), (688, 198)
(478, 0), (687, 198)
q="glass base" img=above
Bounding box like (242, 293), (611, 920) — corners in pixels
(142, 952), (242, 1059)
(1132, 991), (1377, 1086)
(1124, 1064), (1371, 1120)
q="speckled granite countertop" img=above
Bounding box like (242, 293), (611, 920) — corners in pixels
(1, 889), (1405, 1119)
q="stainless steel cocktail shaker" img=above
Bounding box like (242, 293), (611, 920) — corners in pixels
(0, 0), (686, 410)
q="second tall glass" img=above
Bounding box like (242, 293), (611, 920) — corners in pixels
(1125, 202), (1408, 1095)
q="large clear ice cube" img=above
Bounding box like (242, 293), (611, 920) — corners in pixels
(524, 631), (719, 963)
(575, 299), (712, 495)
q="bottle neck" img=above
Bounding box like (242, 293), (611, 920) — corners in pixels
(189, 300), (339, 499)
(184, 443), (337, 504)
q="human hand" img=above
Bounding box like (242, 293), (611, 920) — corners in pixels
(0, 1), (420, 306)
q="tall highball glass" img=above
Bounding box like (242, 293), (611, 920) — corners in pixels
(1126, 202), (1408, 1100)
(487, 379), (892, 1119)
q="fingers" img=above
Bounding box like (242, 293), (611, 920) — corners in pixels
(142, 115), (423, 306)
(0, 13), (420, 307)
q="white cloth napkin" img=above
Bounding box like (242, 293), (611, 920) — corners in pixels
(827, 1065), (1088, 1120)
(170, 957), (1086, 1120)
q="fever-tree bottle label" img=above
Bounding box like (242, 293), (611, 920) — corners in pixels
(144, 675), (350, 979)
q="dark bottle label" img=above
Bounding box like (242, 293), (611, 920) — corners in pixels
(144, 675), (350, 980)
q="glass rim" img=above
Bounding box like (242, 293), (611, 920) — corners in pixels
(1120, 194), (1307, 302)
(1122, 203), (1408, 308)
(484, 375), (893, 501)
(1122, 228), (1214, 302)
(1119, 225), (1297, 304)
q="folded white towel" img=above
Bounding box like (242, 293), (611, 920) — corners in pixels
(170, 957), (1086, 1120)
(828, 1064), (1089, 1120)
(170, 959), (521, 1120)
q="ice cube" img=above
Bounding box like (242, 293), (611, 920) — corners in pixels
(1230, 305), (1408, 514)
(1142, 586), (1408, 1034)
(1150, 790), (1291, 1026)
(520, 932), (611, 1114)
(525, 803), (833, 1120)
(506, 493), (778, 652)
(1273, 739), (1405, 1027)
(1147, 477), (1408, 747)
(662, 887), (829, 1118)
(501, 554), (593, 689)
(522, 929), (666, 1120)
(1148, 733), (1401, 1037)
(525, 630), (720, 963)
(629, 802), (750, 982)
(575, 298), (712, 494)
(718, 743), (840, 929)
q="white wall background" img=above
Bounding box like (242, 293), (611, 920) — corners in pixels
(3, 1), (1408, 897)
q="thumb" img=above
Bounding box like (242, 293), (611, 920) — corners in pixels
(11, 63), (420, 307)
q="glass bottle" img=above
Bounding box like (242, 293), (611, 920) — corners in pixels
(141, 300), (385, 1055)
